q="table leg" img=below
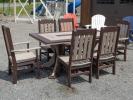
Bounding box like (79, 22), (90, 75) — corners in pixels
(49, 44), (64, 79)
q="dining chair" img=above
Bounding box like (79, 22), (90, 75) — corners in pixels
(85, 14), (106, 31)
(58, 18), (74, 32)
(93, 26), (120, 79)
(58, 18), (75, 55)
(63, 13), (79, 29)
(117, 20), (129, 61)
(38, 19), (56, 61)
(58, 29), (96, 87)
(2, 25), (40, 84)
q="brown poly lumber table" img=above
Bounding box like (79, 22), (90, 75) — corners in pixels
(29, 32), (72, 78)
(29, 31), (100, 78)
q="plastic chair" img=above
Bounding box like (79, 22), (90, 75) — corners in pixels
(63, 13), (79, 29)
(85, 14), (106, 31)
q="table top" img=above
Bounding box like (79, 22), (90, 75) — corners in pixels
(29, 31), (100, 45)
(29, 32), (72, 44)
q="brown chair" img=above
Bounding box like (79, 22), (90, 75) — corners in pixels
(58, 18), (74, 32)
(38, 19), (56, 61)
(93, 26), (120, 79)
(58, 18), (74, 54)
(2, 25), (40, 84)
(58, 29), (97, 87)
(117, 20), (129, 61)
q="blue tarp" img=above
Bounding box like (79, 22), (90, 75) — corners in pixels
(68, 0), (81, 13)
(123, 16), (133, 42)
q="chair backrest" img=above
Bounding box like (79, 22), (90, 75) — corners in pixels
(38, 19), (56, 33)
(2, 25), (16, 64)
(91, 14), (106, 30)
(97, 26), (120, 59)
(58, 18), (74, 32)
(117, 20), (129, 39)
(63, 13), (78, 29)
(69, 29), (96, 67)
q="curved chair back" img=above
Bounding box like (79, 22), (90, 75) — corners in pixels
(92, 14), (106, 30)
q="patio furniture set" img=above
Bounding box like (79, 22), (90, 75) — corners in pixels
(1, 14), (130, 87)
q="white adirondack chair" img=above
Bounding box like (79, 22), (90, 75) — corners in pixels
(85, 14), (106, 31)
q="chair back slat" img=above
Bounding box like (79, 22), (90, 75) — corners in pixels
(117, 21), (129, 39)
(2, 26), (14, 56)
(98, 26), (119, 58)
(70, 29), (96, 66)
(38, 19), (56, 33)
(2, 25), (16, 64)
(58, 18), (74, 32)
(92, 14), (106, 30)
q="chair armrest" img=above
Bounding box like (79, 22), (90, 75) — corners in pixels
(13, 41), (30, 46)
(119, 38), (128, 41)
(11, 47), (41, 52)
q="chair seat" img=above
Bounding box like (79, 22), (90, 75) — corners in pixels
(15, 52), (36, 63)
(117, 44), (126, 49)
(93, 52), (115, 61)
(58, 56), (91, 68)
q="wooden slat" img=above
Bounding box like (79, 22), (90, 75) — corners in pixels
(82, 35), (89, 59)
(87, 35), (93, 59)
(78, 35), (85, 59)
(72, 35), (80, 60)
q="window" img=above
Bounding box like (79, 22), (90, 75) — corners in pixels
(120, 0), (133, 3)
(97, 0), (115, 4)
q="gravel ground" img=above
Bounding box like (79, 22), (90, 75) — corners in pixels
(0, 21), (133, 100)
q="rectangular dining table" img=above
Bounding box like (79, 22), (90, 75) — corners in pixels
(29, 31), (100, 78)
(29, 31), (73, 77)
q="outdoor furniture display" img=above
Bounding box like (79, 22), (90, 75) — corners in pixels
(38, 19), (56, 61)
(2, 25), (40, 84)
(117, 21), (129, 61)
(29, 28), (102, 79)
(85, 14), (106, 31)
(93, 26), (120, 79)
(58, 29), (96, 87)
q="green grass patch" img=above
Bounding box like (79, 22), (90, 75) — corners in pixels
(0, 3), (41, 16)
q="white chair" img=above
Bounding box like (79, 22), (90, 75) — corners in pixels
(85, 14), (106, 31)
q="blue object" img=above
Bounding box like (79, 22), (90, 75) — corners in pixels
(36, 4), (45, 16)
(123, 16), (133, 42)
(68, 0), (81, 13)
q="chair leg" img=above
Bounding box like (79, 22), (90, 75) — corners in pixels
(67, 70), (71, 87)
(96, 63), (99, 79)
(12, 69), (17, 84)
(124, 49), (127, 61)
(8, 61), (12, 75)
(39, 49), (42, 61)
(96, 69), (99, 79)
(89, 66), (92, 83)
(112, 61), (116, 75)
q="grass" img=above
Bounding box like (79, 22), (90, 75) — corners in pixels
(0, 0), (27, 3)
(0, 3), (41, 16)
